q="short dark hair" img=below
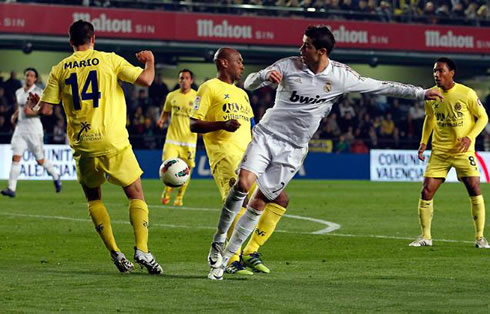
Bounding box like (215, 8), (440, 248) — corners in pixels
(304, 25), (336, 55)
(69, 20), (95, 46)
(179, 69), (194, 79)
(436, 57), (456, 72)
(24, 67), (38, 78)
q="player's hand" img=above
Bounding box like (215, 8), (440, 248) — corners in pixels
(223, 119), (241, 132)
(10, 111), (18, 126)
(457, 137), (471, 153)
(27, 92), (41, 112)
(424, 88), (443, 101)
(156, 118), (164, 129)
(418, 143), (427, 161)
(266, 70), (282, 84)
(136, 50), (154, 64)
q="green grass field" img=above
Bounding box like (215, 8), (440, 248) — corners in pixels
(1, 179), (489, 312)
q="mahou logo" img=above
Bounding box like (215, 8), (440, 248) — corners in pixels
(425, 30), (474, 48)
(197, 19), (252, 39)
(73, 13), (132, 33)
(327, 25), (368, 44)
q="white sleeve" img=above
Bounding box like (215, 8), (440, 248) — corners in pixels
(342, 66), (426, 101)
(244, 58), (289, 91)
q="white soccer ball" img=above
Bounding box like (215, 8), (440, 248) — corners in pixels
(159, 158), (190, 187)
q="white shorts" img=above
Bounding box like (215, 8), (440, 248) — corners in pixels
(11, 132), (45, 160)
(239, 127), (308, 200)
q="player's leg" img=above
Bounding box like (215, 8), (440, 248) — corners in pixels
(77, 154), (132, 273)
(2, 133), (27, 197)
(410, 152), (447, 247)
(106, 147), (163, 274)
(458, 153), (488, 248)
(1, 155), (21, 198)
(30, 134), (61, 193)
(174, 147), (195, 206)
(161, 144), (178, 205)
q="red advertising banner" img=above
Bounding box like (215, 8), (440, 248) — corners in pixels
(1, 3), (489, 54)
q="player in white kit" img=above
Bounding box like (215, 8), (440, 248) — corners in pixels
(1, 68), (61, 198)
(207, 25), (443, 279)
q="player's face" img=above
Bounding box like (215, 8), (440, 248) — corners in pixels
(300, 35), (320, 65)
(433, 62), (454, 89)
(228, 53), (244, 81)
(178, 71), (193, 91)
(24, 70), (37, 87)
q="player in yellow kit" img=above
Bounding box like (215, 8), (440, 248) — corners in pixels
(191, 48), (286, 278)
(28, 20), (164, 273)
(409, 57), (489, 248)
(157, 69), (197, 206)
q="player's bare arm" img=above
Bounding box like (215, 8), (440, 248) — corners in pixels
(157, 112), (169, 129)
(424, 88), (443, 101)
(135, 50), (155, 87)
(10, 109), (18, 126)
(418, 143), (427, 161)
(190, 118), (240, 133)
(28, 92), (53, 116)
(457, 137), (471, 153)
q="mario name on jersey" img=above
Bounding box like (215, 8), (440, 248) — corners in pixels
(64, 58), (100, 69)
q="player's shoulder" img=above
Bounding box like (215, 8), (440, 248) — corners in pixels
(454, 83), (476, 96)
(273, 56), (302, 71)
(167, 89), (180, 97)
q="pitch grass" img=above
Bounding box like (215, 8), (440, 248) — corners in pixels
(0, 179), (489, 313)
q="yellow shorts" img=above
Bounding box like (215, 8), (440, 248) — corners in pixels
(424, 151), (480, 179)
(163, 143), (196, 168)
(212, 154), (257, 202)
(74, 146), (143, 188)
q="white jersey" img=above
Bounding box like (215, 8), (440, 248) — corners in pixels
(14, 84), (44, 135)
(245, 57), (426, 147)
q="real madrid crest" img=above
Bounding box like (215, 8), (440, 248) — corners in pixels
(454, 102), (462, 111)
(324, 81), (332, 92)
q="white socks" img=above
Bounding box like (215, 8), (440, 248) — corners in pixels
(8, 162), (20, 191)
(42, 160), (59, 181)
(213, 186), (248, 243)
(222, 206), (263, 266)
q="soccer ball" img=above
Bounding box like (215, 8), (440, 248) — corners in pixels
(159, 158), (190, 187)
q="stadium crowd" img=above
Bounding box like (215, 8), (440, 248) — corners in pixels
(0, 70), (489, 153)
(3, 0), (489, 26)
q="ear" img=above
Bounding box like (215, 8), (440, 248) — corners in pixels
(319, 47), (327, 56)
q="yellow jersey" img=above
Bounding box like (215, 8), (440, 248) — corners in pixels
(191, 78), (253, 170)
(163, 89), (198, 146)
(40, 48), (143, 157)
(422, 83), (488, 153)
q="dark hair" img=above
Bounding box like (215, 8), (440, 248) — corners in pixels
(24, 67), (38, 78)
(179, 69), (194, 79)
(69, 20), (95, 46)
(436, 57), (456, 72)
(304, 25), (336, 55)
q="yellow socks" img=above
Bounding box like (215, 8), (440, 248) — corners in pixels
(88, 200), (119, 252)
(470, 195), (485, 240)
(418, 199), (433, 240)
(243, 202), (286, 255)
(129, 199), (149, 253)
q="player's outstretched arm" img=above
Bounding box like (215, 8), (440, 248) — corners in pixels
(190, 118), (240, 134)
(28, 92), (53, 116)
(244, 70), (281, 90)
(135, 50), (155, 87)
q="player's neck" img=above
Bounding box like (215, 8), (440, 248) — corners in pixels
(23, 84), (33, 92)
(180, 87), (191, 94)
(441, 81), (455, 92)
(217, 72), (234, 85)
(307, 58), (328, 74)
(73, 44), (94, 52)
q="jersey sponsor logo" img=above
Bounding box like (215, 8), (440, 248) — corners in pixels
(64, 58), (99, 70)
(77, 121), (91, 141)
(289, 91), (328, 104)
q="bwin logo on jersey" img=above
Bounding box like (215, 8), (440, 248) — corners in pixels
(289, 91), (328, 104)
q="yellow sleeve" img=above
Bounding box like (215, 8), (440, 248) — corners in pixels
(420, 101), (434, 145)
(40, 65), (61, 105)
(467, 90), (488, 139)
(191, 83), (213, 121)
(163, 93), (172, 113)
(112, 53), (143, 84)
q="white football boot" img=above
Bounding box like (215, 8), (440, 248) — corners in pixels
(475, 237), (490, 248)
(111, 251), (134, 273)
(134, 247), (163, 275)
(409, 235), (433, 247)
(207, 242), (224, 268)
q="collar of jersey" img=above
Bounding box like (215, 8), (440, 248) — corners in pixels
(74, 48), (94, 56)
(301, 59), (332, 76)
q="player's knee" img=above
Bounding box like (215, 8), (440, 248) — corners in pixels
(273, 192), (289, 208)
